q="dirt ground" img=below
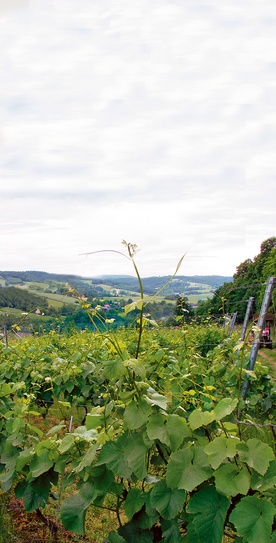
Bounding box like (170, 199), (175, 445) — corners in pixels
(5, 498), (91, 543)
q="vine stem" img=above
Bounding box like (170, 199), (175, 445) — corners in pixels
(81, 244), (185, 360)
(80, 243), (184, 360)
(36, 509), (58, 540)
(130, 256), (144, 359)
(116, 496), (123, 527)
(224, 530), (237, 540)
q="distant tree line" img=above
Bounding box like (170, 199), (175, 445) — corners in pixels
(196, 237), (276, 322)
(0, 270), (83, 284)
(0, 289), (176, 334)
(0, 287), (48, 312)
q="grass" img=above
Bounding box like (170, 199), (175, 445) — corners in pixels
(0, 496), (15, 543)
(30, 291), (79, 307)
(257, 345), (276, 379)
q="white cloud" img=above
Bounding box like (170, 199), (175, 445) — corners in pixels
(0, 0), (275, 278)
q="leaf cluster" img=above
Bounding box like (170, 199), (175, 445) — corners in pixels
(0, 242), (275, 542)
(0, 327), (275, 542)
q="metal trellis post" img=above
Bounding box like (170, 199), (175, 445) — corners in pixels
(241, 276), (275, 399)
(240, 296), (254, 341)
(229, 311), (238, 336)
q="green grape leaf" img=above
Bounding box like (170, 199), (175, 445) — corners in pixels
(214, 464), (250, 497)
(160, 518), (182, 542)
(188, 409), (215, 430)
(118, 518), (153, 543)
(23, 468), (58, 512)
(204, 436), (239, 469)
(223, 422), (239, 432)
(88, 464), (114, 493)
(124, 299), (144, 314)
(185, 486), (230, 543)
(61, 483), (99, 534)
(237, 438), (274, 475)
(146, 388), (168, 410)
(150, 479), (186, 520)
(23, 481), (48, 511)
(72, 426), (97, 442)
(96, 435), (132, 478)
(29, 450), (54, 478)
(124, 398), (152, 430)
(166, 414), (192, 451)
(124, 359), (146, 379)
(102, 359), (127, 380)
(124, 488), (146, 520)
(58, 434), (75, 453)
(166, 447), (212, 492)
(138, 495), (159, 529)
(229, 496), (275, 543)
(47, 421), (66, 435)
(251, 459), (276, 491)
(0, 382), (16, 397)
(146, 413), (169, 445)
(73, 444), (98, 473)
(15, 448), (34, 472)
(103, 532), (126, 543)
(85, 413), (103, 430)
(213, 398), (238, 420)
(124, 434), (148, 480)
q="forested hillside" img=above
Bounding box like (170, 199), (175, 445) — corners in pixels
(197, 237), (276, 320)
(0, 286), (47, 312)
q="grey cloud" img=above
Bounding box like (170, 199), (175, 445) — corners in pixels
(0, 0), (29, 13)
(33, 163), (88, 177)
(0, 0), (275, 277)
(0, 188), (134, 204)
(2, 97), (32, 116)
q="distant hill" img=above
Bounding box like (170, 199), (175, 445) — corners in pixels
(0, 270), (233, 333)
(0, 270), (82, 284)
(0, 270), (232, 298)
(93, 274), (232, 296)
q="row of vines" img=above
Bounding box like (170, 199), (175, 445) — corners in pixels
(0, 321), (275, 542)
(0, 244), (275, 543)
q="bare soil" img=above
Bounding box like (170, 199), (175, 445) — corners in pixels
(5, 498), (91, 543)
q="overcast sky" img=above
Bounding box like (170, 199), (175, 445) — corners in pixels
(0, 0), (275, 279)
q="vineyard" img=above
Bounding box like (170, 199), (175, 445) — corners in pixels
(0, 242), (275, 543)
(0, 319), (275, 542)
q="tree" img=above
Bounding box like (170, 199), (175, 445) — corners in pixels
(259, 247), (276, 308)
(260, 237), (276, 254)
(196, 238), (276, 322)
(233, 259), (253, 281)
